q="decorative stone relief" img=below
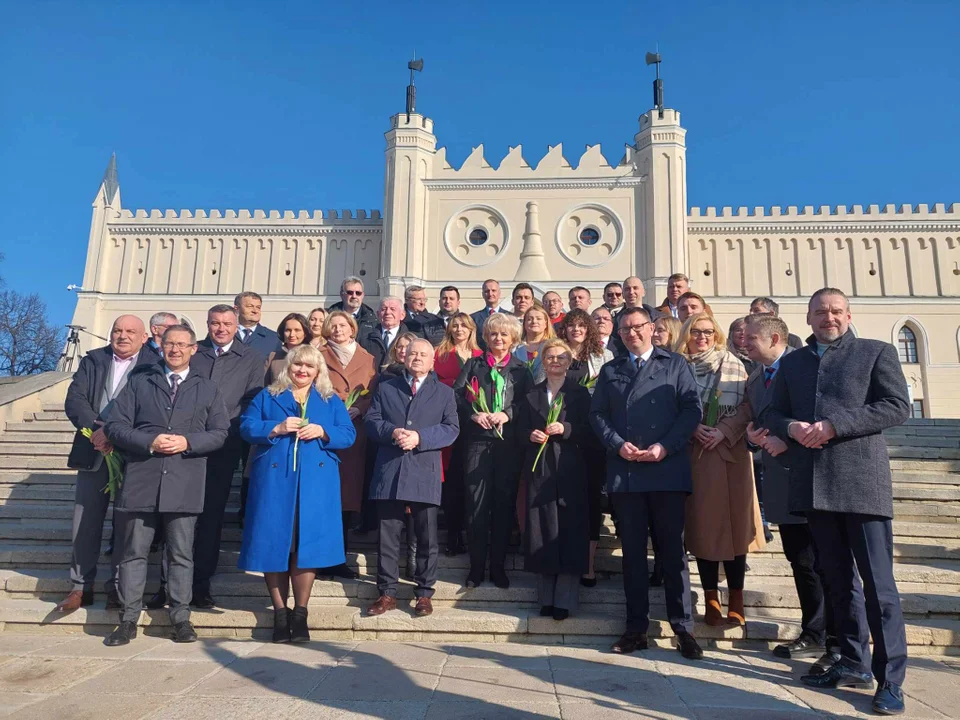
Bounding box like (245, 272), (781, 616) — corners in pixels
(554, 204), (623, 267)
(443, 204), (510, 267)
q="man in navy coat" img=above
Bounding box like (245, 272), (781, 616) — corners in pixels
(765, 288), (910, 715)
(233, 291), (282, 360)
(363, 338), (460, 617)
(590, 307), (703, 660)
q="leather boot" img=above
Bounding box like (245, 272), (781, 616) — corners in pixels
(290, 606), (310, 643)
(272, 607), (291, 643)
(704, 589), (725, 626)
(727, 588), (746, 626)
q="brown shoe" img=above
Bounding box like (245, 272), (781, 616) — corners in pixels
(367, 595), (397, 616)
(56, 590), (93, 612)
(415, 597), (433, 616)
(704, 590), (725, 626)
(727, 588), (746, 626)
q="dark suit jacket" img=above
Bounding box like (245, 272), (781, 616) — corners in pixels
(239, 324), (282, 361)
(745, 346), (801, 525)
(64, 346), (158, 470)
(766, 331), (909, 518)
(469, 307), (511, 350)
(364, 373), (460, 506)
(361, 323), (410, 372)
(452, 354), (533, 442)
(329, 301), (379, 339)
(191, 338), (265, 436)
(104, 363), (229, 513)
(589, 347), (702, 493)
(405, 310), (446, 347)
(787, 333), (804, 350)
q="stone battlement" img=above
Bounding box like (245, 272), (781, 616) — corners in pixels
(689, 204), (959, 220)
(433, 143), (632, 177)
(112, 208), (382, 222)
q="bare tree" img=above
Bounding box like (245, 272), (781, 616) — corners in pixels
(0, 290), (65, 376)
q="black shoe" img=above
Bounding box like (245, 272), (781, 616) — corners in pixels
(105, 588), (122, 610)
(104, 620), (138, 647)
(465, 570), (484, 589)
(579, 576), (597, 588)
(290, 606), (310, 643)
(190, 591), (216, 610)
(763, 525), (774, 544)
(552, 608), (569, 621)
(321, 563), (359, 580)
(172, 621), (198, 643)
(105, 543), (114, 556)
(773, 635), (825, 659)
(273, 608), (291, 643)
(872, 681), (905, 715)
(677, 632), (704, 660)
(809, 650), (842, 676)
(143, 588), (167, 610)
(445, 534), (465, 557)
(539, 605), (555, 616)
(490, 568), (510, 589)
(611, 632), (648, 654)
(801, 661), (873, 690)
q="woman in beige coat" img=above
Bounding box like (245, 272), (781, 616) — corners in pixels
(319, 310), (377, 579)
(680, 313), (765, 627)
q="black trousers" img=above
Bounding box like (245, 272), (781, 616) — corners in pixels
(807, 511), (907, 685)
(463, 439), (520, 574)
(583, 444), (606, 542)
(612, 491), (693, 635)
(779, 522), (834, 645)
(376, 500), (438, 598)
(192, 436), (243, 594)
(441, 440), (466, 543)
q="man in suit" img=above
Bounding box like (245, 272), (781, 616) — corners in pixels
(743, 314), (838, 673)
(330, 276), (379, 338)
(362, 296), (409, 371)
(56, 315), (153, 613)
(749, 296), (805, 350)
(364, 338), (460, 617)
(677, 292), (713, 322)
(602, 282), (625, 316)
(146, 312), (178, 357)
(655, 273), (689, 319)
(765, 288), (910, 715)
(470, 279), (510, 348)
(103, 324), (229, 646)
(590, 307), (704, 660)
(144, 304), (264, 610)
(590, 306), (621, 358)
(437, 285), (461, 328)
(234, 291), (282, 360)
(403, 285), (445, 347)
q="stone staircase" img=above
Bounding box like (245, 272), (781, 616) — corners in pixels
(0, 405), (958, 654)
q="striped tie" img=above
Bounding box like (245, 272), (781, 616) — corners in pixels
(169, 374), (182, 401)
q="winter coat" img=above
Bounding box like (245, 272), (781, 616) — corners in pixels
(191, 338), (264, 436)
(452, 354), (534, 443)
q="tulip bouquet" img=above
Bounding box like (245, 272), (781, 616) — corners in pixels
(698, 389), (721, 459)
(532, 392), (564, 472)
(578, 373), (598, 390)
(344, 387), (369, 410)
(293, 398), (308, 471)
(465, 375), (503, 440)
(81, 427), (124, 500)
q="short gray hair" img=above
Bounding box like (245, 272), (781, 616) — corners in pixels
(379, 296), (403, 310)
(340, 276), (364, 293)
(162, 324), (196, 344)
(149, 312), (178, 328)
(404, 285), (425, 300)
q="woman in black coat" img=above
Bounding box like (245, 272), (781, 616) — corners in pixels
(517, 339), (591, 620)
(452, 313), (532, 589)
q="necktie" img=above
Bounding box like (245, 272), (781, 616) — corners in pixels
(764, 367), (776, 388)
(215, 346), (224, 358)
(169, 374), (181, 401)
(383, 329), (390, 344)
(636, 358), (646, 371)
(489, 308), (495, 316)
(240, 328), (249, 343)
(410, 378), (418, 396)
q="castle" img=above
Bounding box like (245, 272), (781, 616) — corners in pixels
(70, 94), (960, 417)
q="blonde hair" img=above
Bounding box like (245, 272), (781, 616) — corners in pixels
(322, 310), (359, 340)
(484, 312), (522, 347)
(389, 331), (419, 365)
(654, 316), (683, 352)
(522, 306), (556, 344)
(678, 313), (726, 356)
(539, 338), (573, 362)
(436, 312), (480, 357)
(268, 344), (335, 400)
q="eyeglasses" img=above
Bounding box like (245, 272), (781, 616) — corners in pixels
(619, 323), (652, 335)
(605, 292), (623, 297)
(162, 342), (196, 350)
(690, 329), (716, 338)
(343, 290), (363, 296)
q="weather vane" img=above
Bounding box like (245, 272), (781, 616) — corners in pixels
(406, 53), (424, 118)
(645, 48), (663, 118)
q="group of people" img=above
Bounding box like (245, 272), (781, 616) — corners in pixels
(57, 273), (911, 715)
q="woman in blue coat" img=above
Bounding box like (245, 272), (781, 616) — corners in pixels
(239, 344), (356, 643)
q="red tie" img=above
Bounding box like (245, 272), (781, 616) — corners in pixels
(411, 378), (418, 396)
(489, 308), (495, 316)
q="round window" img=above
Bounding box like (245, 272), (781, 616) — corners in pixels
(579, 227), (600, 246)
(468, 227), (488, 246)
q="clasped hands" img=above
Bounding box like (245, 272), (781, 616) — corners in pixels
(694, 423), (725, 451)
(787, 420), (835, 449)
(274, 416), (327, 441)
(745, 422), (788, 456)
(91, 421), (113, 454)
(472, 411), (509, 431)
(391, 427), (420, 451)
(619, 442), (667, 463)
(150, 433), (189, 455)
(529, 422), (564, 444)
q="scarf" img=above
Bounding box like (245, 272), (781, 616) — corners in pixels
(688, 345), (747, 420)
(327, 339), (358, 368)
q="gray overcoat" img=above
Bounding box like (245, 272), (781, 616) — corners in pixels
(766, 331), (909, 519)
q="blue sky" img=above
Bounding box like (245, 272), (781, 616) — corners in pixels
(2, 0), (958, 324)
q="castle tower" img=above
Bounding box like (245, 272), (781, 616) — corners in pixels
(633, 108), (688, 299)
(380, 112), (437, 298)
(80, 154), (121, 293)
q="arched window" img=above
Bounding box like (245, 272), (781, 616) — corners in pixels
(897, 326), (918, 364)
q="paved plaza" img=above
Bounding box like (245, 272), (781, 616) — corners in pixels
(0, 633), (956, 719)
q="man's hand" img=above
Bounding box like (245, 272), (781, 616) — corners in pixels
(90, 426), (113, 454)
(762, 436), (788, 457)
(618, 442), (643, 461)
(746, 422), (768, 447)
(635, 443), (667, 463)
(392, 427), (407, 442)
(788, 420), (834, 449)
(397, 431), (420, 452)
(298, 423), (326, 441)
(544, 422), (564, 436)
(530, 429), (548, 444)
(151, 434), (188, 454)
(347, 406), (361, 420)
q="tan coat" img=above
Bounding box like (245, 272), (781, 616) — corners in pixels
(685, 401), (766, 561)
(320, 345), (378, 513)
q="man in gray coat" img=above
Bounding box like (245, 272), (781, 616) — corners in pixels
(743, 314), (837, 672)
(57, 315), (151, 613)
(363, 339), (459, 618)
(103, 325), (229, 646)
(766, 288), (910, 716)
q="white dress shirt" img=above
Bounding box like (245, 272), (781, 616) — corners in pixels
(110, 353), (138, 395)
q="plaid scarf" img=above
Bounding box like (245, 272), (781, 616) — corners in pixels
(688, 346), (747, 420)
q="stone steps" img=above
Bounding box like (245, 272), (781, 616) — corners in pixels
(4, 421), (76, 433)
